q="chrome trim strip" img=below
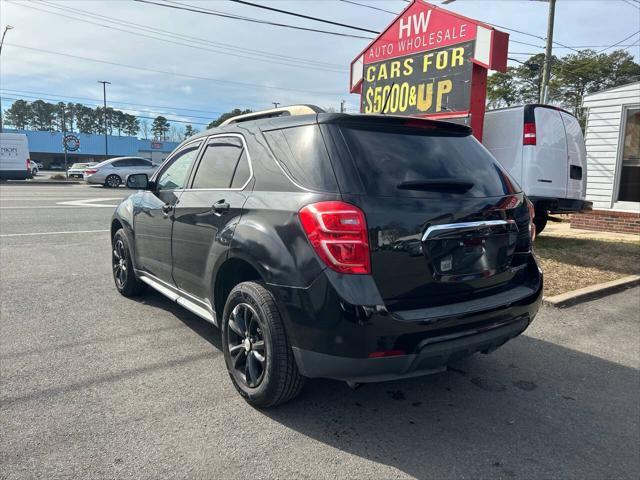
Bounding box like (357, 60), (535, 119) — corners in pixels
(138, 273), (217, 326)
(422, 220), (515, 241)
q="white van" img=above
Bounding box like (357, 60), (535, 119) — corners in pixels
(483, 104), (591, 232)
(0, 133), (31, 180)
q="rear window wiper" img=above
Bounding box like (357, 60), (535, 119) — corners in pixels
(396, 179), (474, 193)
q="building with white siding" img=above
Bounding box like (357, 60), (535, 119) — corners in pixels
(571, 81), (640, 234)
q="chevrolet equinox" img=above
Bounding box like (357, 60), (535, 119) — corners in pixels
(111, 105), (543, 407)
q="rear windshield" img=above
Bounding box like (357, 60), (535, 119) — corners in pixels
(338, 125), (520, 198)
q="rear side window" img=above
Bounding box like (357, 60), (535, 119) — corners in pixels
(338, 125), (520, 198)
(191, 137), (251, 189)
(263, 125), (338, 192)
(129, 158), (152, 167)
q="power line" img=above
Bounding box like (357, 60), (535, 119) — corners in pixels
(35, 0), (342, 69)
(1, 94), (211, 126)
(0, 88), (226, 116)
(0, 89), (221, 121)
(133, 0), (375, 40)
(4, 43), (344, 97)
(598, 30), (640, 53)
(227, 0), (379, 34)
(338, 0), (397, 15)
(11, 0), (343, 74)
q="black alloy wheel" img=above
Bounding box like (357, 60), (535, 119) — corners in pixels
(112, 237), (128, 290)
(227, 302), (267, 388)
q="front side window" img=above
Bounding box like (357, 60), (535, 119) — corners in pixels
(157, 144), (201, 191)
(191, 137), (250, 189)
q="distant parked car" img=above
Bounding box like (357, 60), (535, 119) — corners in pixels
(84, 157), (157, 187)
(68, 162), (97, 179)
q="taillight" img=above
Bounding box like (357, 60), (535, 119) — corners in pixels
(298, 201), (371, 275)
(85, 169), (97, 174)
(26, 159), (31, 169)
(523, 122), (537, 145)
(526, 198), (536, 242)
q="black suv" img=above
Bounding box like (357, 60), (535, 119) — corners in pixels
(111, 106), (543, 407)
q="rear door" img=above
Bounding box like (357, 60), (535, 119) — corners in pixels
(328, 120), (531, 312)
(171, 135), (252, 301)
(560, 112), (587, 200)
(525, 107), (568, 198)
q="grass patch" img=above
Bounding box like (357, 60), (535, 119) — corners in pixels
(534, 235), (640, 296)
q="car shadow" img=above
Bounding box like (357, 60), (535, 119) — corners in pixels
(130, 292), (639, 479)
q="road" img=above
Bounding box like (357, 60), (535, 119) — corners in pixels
(1, 182), (639, 479)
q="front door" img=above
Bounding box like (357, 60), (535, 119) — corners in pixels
(172, 135), (253, 302)
(133, 141), (202, 284)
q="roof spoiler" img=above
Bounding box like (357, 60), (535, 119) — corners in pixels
(220, 105), (325, 126)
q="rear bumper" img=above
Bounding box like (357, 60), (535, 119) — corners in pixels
(530, 196), (593, 214)
(0, 170), (30, 180)
(84, 174), (104, 184)
(270, 255), (543, 382)
(293, 316), (530, 382)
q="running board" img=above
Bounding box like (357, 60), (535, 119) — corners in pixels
(139, 275), (217, 326)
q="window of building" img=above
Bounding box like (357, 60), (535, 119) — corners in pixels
(617, 107), (640, 203)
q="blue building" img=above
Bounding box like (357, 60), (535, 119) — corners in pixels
(6, 129), (180, 168)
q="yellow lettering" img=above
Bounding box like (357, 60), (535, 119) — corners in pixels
(403, 58), (414, 76)
(378, 64), (388, 81)
(366, 66), (376, 83)
(390, 61), (400, 79)
(416, 83), (433, 112)
(365, 88), (374, 113)
(422, 53), (433, 73)
(451, 47), (464, 67)
(436, 80), (453, 112)
(436, 51), (448, 70)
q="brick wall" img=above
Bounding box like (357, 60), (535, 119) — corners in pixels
(571, 209), (640, 234)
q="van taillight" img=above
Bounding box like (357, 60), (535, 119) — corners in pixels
(26, 159), (31, 169)
(526, 198), (536, 242)
(523, 122), (537, 145)
(299, 201), (371, 275)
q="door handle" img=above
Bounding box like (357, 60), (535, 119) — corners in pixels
(213, 200), (230, 213)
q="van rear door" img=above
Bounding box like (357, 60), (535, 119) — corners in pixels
(525, 107), (568, 199)
(560, 111), (587, 200)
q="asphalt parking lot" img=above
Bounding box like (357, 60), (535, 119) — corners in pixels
(1, 182), (639, 479)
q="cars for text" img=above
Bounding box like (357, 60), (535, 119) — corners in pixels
(111, 105), (543, 407)
(84, 157), (157, 187)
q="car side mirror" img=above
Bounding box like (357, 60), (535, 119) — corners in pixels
(126, 173), (149, 190)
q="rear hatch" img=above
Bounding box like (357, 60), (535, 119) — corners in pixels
(322, 116), (534, 313)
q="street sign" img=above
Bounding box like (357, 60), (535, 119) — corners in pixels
(350, 0), (509, 140)
(63, 134), (80, 152)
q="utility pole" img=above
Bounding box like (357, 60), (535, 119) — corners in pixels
(340, 100), (346, 113)
(62, 108), (69, 180)
(539, 0), (556, 104)
(98, 80), (111, 159)
(272, 102), (280, 108)
(0, 25), (15, 133)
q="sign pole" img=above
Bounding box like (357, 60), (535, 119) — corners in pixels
(62, 108), (68, 180)
(540, 0), (556, 104)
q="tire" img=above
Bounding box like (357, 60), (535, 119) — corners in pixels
(222, 281), (305, 408)
(112, 229), (146, 297)
(105, 174), (122, 188)
(534, 210), (548, 234)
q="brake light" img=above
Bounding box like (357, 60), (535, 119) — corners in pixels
(368, 349), (406, 358)
(526, 198), (536, 242)
(523, 122), (536, 145)
(299, 201), (370, 274)
(26, 159), (31, 169)
(85, 169), (98, 174)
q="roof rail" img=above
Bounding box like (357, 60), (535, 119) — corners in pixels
(220, 104), (325, 126)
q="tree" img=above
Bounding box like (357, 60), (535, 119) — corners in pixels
(184, 124), (197, 138)
(151, 115), (170, 140)
(76, 104), (96, 134)
(487, 68), (519, 108)
(168, 124), (182, 142)
(112, 110), (126, 136)
(207, 108), (252, 129)
(4, 100), (30, 129)
(29, 100), (56, 131)
(139, 119), (150, 139)
(124, 114), (140, 137)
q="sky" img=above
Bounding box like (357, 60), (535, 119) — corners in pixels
(1, 0), (639, 131)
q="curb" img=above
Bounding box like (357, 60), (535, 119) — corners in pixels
(4, 180), (82, 185)
(544, 275), (640, 308)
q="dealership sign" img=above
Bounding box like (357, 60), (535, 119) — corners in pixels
(350, 0), (509, 139)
